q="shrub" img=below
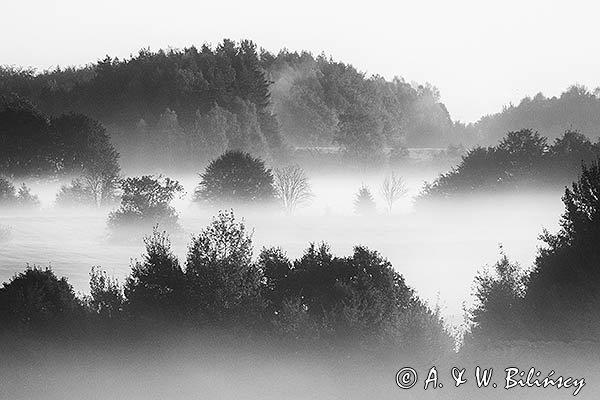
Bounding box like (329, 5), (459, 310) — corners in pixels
(0, 266), (82, 333)
(108, 175), (184, 232)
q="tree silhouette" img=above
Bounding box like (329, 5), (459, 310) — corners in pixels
(185, 210), (264, 325)
(0, 266), (82, 333)
(108, 175), (184, 232)
(194, 151), (275, 206)
(124, 228), (186, 322)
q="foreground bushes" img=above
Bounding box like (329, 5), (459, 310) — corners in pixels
(0, 210), (452, 354)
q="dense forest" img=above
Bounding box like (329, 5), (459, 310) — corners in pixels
(3, 40), (600, 173)
(0, 40), (471, 171)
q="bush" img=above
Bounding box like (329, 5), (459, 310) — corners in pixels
(0, 266), (82, 333)
(194, 151), (275, 206)
(108, 175), (184, 232)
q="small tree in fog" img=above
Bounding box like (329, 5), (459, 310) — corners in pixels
(194, 151), (275, 205)
(467, 251), (526, 344)
(354, 185), (376, 216)
(273, 165), (313, 213)
(185, 210), (264, 325)
(16, 183), (40, 208)
(381, 172), (408, 213)
(108, 175), (184, 232)
(0, 177), (39, 208)
(124, 228), (186, 322)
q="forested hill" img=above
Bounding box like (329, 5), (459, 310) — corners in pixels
(469, 85), (600, 145)
(0, 39), (473, 170)
(261, 50), (471, 147)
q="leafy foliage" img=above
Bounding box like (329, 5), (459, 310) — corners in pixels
(467, 161), (600, 344)
(87, 266), (125, 320)
(108, 175), (184, 232)
(0, 96), (120, 179)
(185, 210), (264, 325)
(0, 266), (82, 333)
(420, 129), (600, 200)
(467, 253), (527, 345)
(194, 151), (275, 205)
(124, 228), (186, 322)
(470, 85), (600, 144)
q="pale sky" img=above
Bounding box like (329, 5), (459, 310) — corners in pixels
(2, 0), (599, 122)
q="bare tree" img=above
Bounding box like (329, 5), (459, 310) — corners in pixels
(381, 172), (408, 213)
(273, 165), (313, 213)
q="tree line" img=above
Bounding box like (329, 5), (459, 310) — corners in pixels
(419, 129), (600, 200)
(0, 210), (452, 355)
(468, 85), (600, 145)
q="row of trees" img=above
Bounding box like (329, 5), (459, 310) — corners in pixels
(467, 159), (600, 345)
(470, 85), (600, 144)
(106, 152), (313, 234)
(419, 129), (600, 200)
(0, 211), (452, 353)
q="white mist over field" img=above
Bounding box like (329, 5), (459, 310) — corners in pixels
(0, 170), (564, 325)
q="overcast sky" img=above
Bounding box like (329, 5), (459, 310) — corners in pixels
(2, 0), (599, 122)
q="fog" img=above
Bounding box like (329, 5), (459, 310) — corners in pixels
(2, 333), (598, 400)
(0, 170), (564, 325)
